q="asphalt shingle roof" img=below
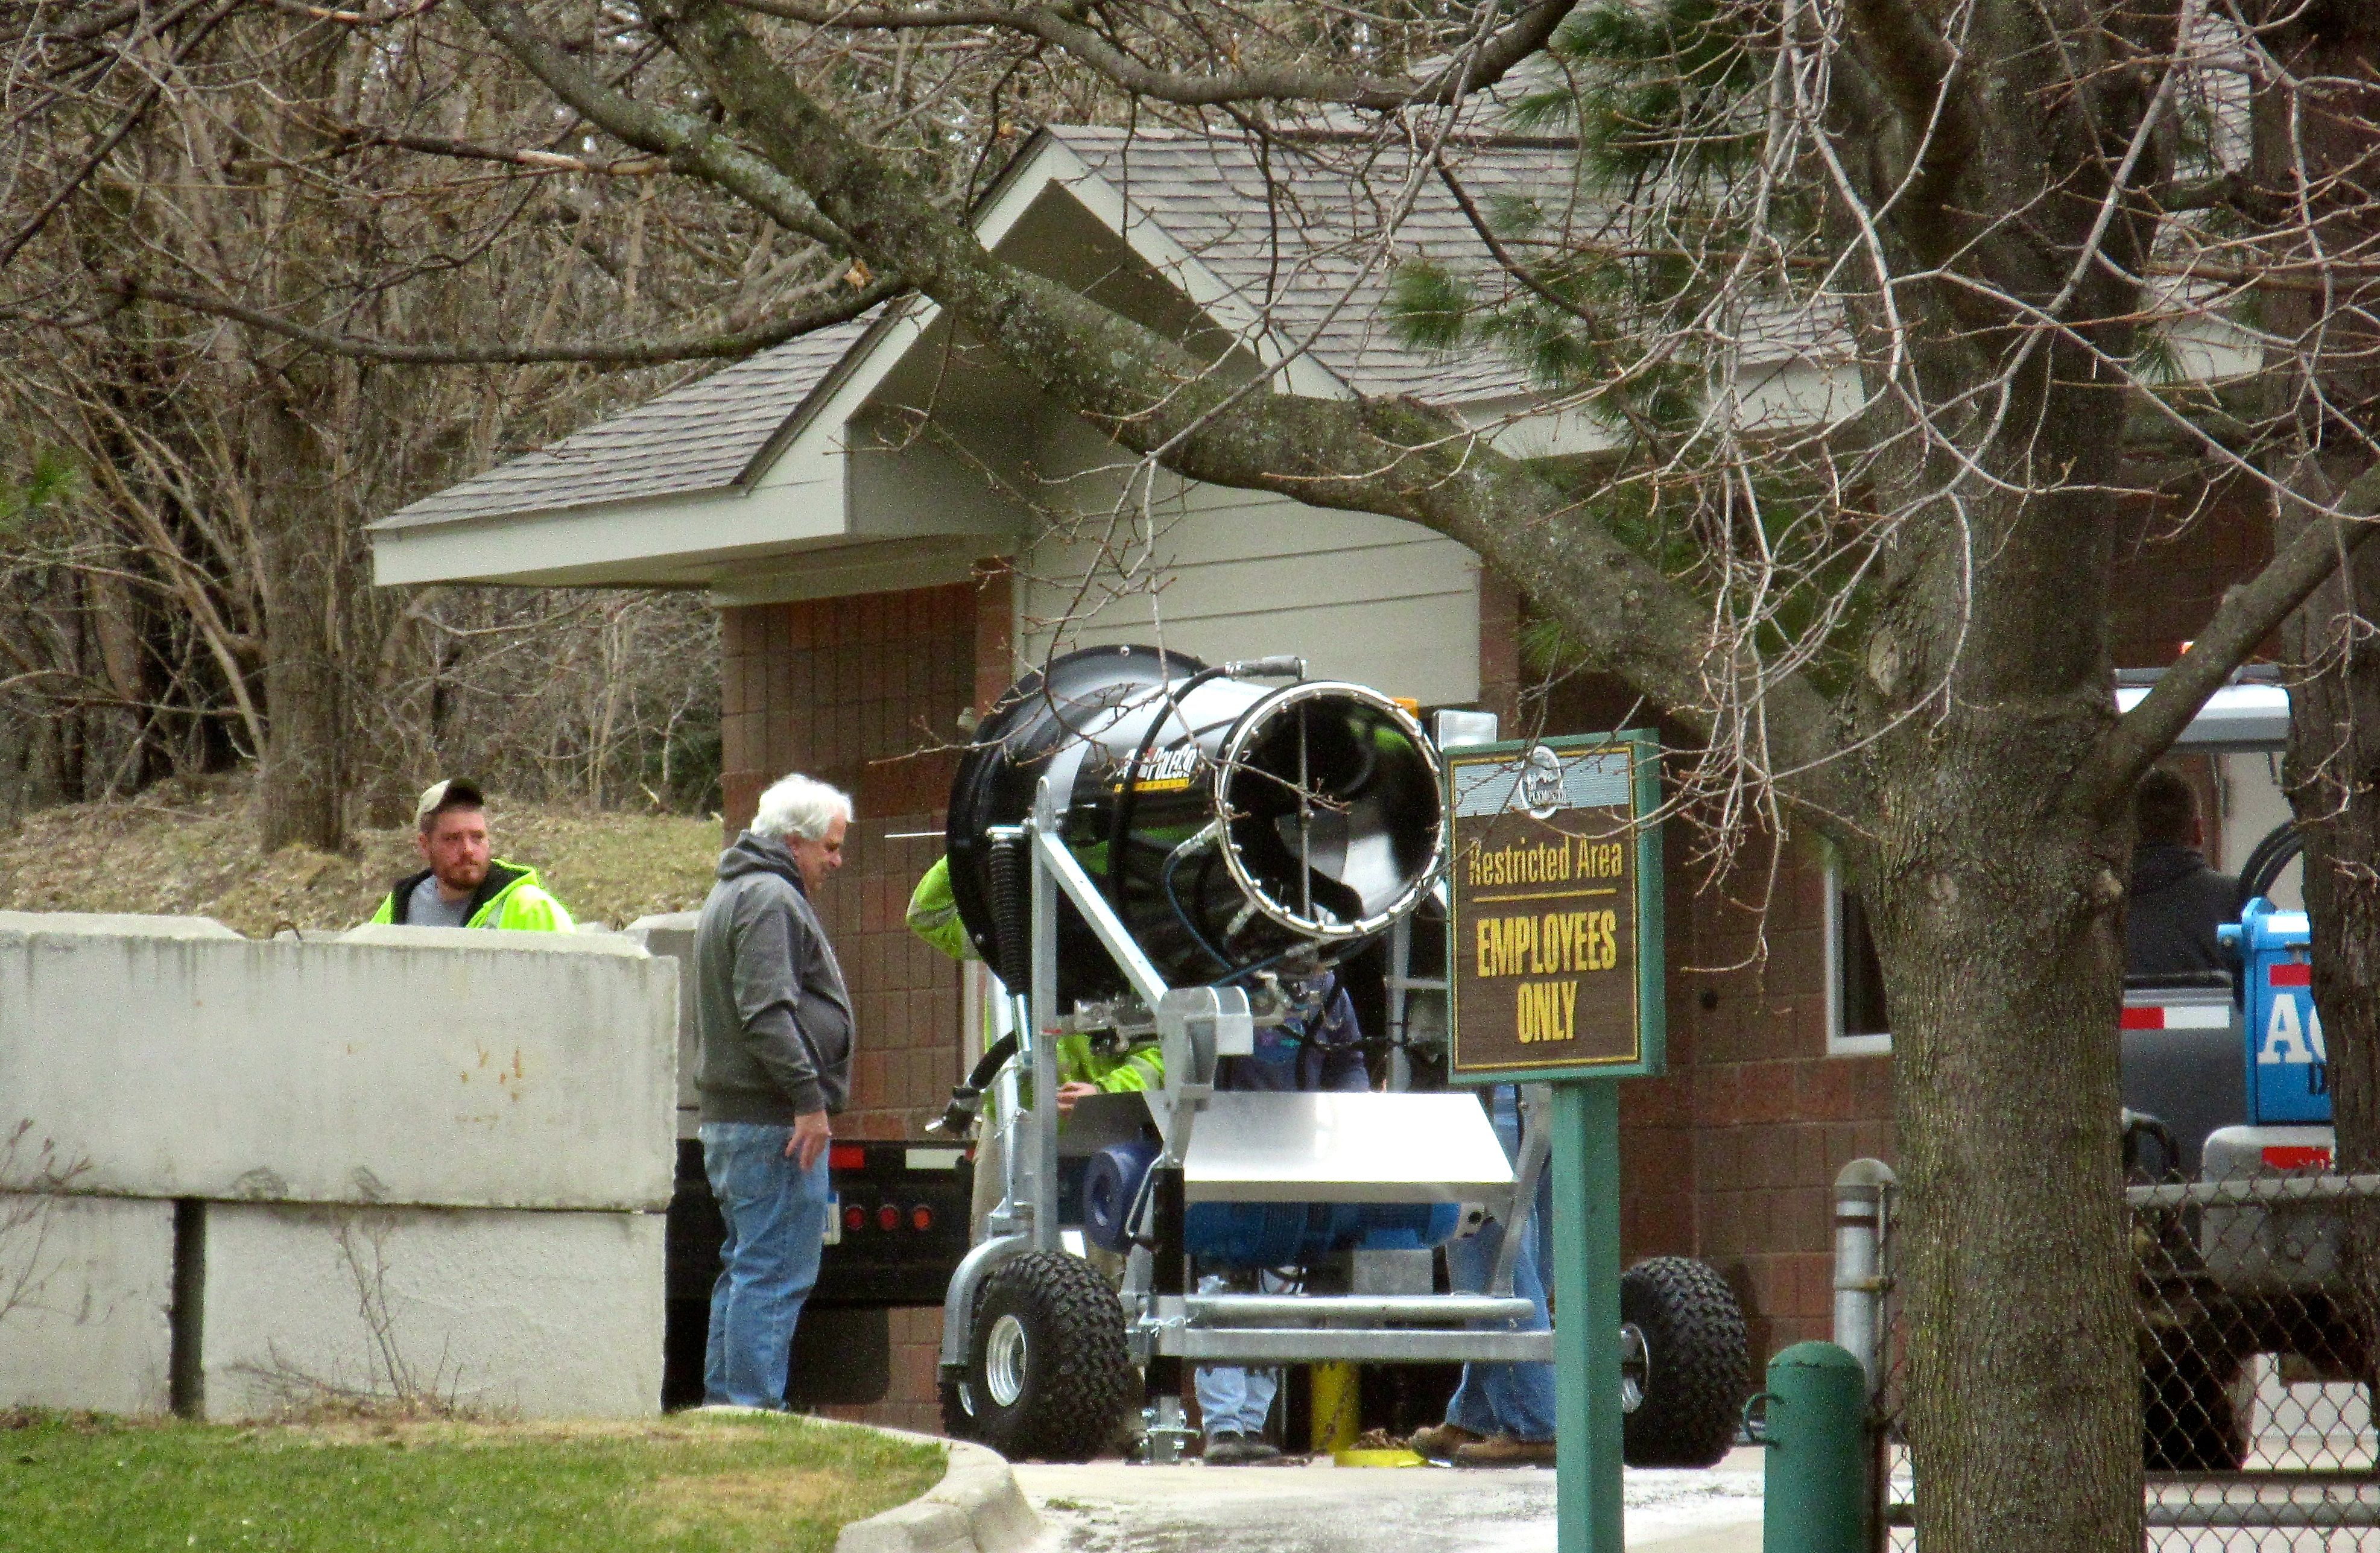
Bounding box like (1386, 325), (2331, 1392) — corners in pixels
(373, 127), (1656, 534)
(373, 314), (879, 531)
(1054, 125), (1563, 402)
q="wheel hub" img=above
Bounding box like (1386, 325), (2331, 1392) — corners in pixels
(985, 1312), (1030, 1408)
(1619, 1322), (1650, 1414)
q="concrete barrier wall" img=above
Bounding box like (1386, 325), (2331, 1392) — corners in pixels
(0, 1193), (174, 1414)
(623, 913), (701, 1141)
(201, 1203), (664, 1420)
(0, 911), (677, 1420)
(0, 913), (676, 1210)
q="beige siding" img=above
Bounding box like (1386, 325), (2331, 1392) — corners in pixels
(1019, 465), (1481, 706)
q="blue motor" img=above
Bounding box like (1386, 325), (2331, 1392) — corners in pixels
(1080, 1137), (1462, 1264)
(1183, 1200), (1463, 1267)
(1083, 1139), (1159, 1253)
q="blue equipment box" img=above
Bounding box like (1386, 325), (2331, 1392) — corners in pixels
(2221, 899), (2329, 1126)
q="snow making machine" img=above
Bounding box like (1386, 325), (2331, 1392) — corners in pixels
(929, 645), (1747, 1463)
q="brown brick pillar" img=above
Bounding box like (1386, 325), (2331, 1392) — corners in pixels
(716, 582), (981, 1432)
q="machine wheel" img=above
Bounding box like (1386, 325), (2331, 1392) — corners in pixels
(1620, 1256), (1750, 1468)
(962, 1250), (1136, 1462)
(938, 1371), (981, 1442)
(2143, 1346), (2249, 1471)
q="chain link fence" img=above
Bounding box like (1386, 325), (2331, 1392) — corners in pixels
(1856, 1163), (2380, 1549)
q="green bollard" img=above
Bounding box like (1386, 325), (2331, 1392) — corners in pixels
(1753, 1340), (1870, 1553)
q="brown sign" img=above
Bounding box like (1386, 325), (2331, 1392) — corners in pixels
(1446, 738), (1655, 1080)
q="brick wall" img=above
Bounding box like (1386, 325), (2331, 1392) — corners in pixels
(2110, 472), (2273, 667)
(718, 575), (1010, 1432)
(1664, 838), (1896, 1358)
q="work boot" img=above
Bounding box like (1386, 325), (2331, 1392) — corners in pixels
(1203, 1432), (1282, 1466)
(1452, 1434), (1557, 1469)
(1404, 1422), (1483, 1461)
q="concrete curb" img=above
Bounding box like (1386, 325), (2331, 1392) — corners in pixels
(823, 1420), (1043, 1553)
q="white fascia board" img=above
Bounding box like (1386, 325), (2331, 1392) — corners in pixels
(369, 476), (842, 588)
(747, 303), (931, 495)
(1463, 354), (1864, 460)
(1465, 396), (1624, 460)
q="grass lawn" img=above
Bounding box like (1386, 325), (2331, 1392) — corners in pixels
(0, 1409), (944, 1553)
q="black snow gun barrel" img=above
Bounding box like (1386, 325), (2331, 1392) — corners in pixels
(943, 645), (1447, 1000)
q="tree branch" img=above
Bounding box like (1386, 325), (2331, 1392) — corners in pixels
(320, 121), (670, 178)
(114, 272), (904, 364)
(0, 0), (241, 276)
(724, 0), (1580, 109)
(1838, 0), (1981, 264)
(1428, 151), (1671, 452)
(458, 0), (1851, 808)
(2100, 460), (2380, 805)
(443, 0), (862, 255)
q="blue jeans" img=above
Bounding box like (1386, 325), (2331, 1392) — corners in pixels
(701, 1122), (832, 1409)
(1193, 1272), (1281, 1437)
(1443, 1087), (1557, 1441)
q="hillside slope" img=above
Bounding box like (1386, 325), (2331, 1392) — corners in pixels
(0, 776), (724, 937)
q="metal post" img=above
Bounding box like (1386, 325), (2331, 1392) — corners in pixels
(1028, 783), (1062, 1254)
(1385, 912), (1414, 1093)
(1757, 1342), (1870, 1553)
(1831, 1159), (1894, 1394)
(1144, 1163), (1191, 1463)
(1310, 1362), (1361, 1455)
(1551, 1081), (1624, 1553)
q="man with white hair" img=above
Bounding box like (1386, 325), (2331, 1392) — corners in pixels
(692, 771), (855, 1411)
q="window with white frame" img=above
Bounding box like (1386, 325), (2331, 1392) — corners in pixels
(1826, 853), (1891, 1055)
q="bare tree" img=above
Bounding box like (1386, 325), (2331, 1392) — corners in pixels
(18, 1), (2380, 1547)
(0, 1), (908, 837)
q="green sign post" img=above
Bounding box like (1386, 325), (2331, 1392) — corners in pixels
(1445, 730), (1663, 1553)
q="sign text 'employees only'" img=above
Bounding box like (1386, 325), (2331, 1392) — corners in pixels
(1446, 733), (1662, 1081)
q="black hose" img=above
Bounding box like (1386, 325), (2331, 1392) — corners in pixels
(2237, 821), (2303, 908)
(1109, 665), (1233, 913)
(2122, 1110), (2185, 1185)
(926, 1030), (1022, 1136)
(986, 832), (1033, 992)
(1104, 662), (1300, 918)
(963, 1031), (1021, 1095)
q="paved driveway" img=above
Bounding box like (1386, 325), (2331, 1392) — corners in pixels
(1016, 1446), (1765, 1552)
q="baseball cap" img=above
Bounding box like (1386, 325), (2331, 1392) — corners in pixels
(414, 777), (487, 829)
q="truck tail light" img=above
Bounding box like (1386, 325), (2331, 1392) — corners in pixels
(829, 1143), (867, 1172)
(876, 1203), (900, 1233)
(843, 1204), (867, 1234)
(910, 1205), (934, 1233)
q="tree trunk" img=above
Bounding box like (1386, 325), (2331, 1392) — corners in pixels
(1844, 312), (2145, 1546)
(2265, 5), (2380, 1397)
(252, 391), (346, 853)
(1854, 651), (2140, 1549)
(2283, 545), (2380, 1387)
(1864, 775), (2137, 1549)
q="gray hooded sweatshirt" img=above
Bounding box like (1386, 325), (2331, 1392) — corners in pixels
(695, 832), (854, 1122)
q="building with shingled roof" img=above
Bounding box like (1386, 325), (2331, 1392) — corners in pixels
(371, 124), (2271, 1433)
